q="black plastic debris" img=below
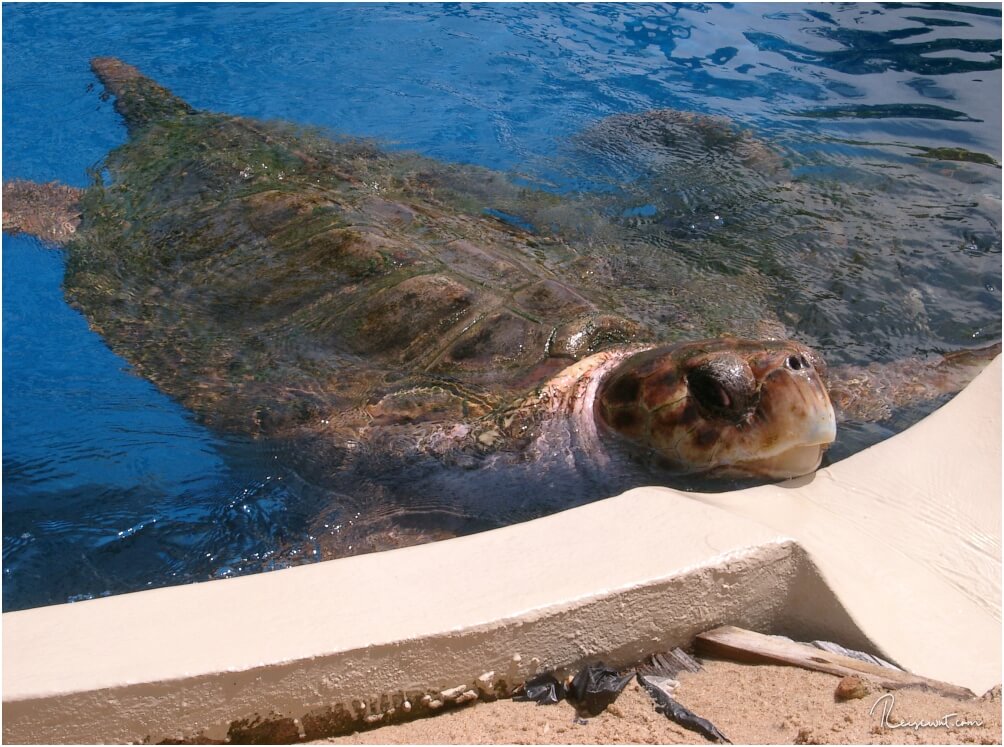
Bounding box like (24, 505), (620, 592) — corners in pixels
(513, 673), (567, 705)
(637, 673), (731, 744)
(569, 662), (634, 716)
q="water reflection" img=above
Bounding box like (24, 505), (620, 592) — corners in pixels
(748, 9), (1001, 77)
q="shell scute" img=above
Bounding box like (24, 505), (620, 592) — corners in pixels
(348, 273), (478, 361)
(438, 239), (525, 288)
(355, 196), (418, 227)
(366, 386), (491, 425)
(300, 228), (390, 278)
(550, 313), (649, 359)
(434, 310), (549, 374)
(244, 190), (317, 236)
(512, 279), (591, 320)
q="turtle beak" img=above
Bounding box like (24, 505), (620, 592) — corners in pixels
(807, 401), (837, 446)
(791, 372), (837, 447)
(735, 364), (836, 478)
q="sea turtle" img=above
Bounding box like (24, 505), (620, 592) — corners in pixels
(2, 59), (998, 553)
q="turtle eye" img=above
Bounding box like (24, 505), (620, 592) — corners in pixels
(687, 356), (758, 422)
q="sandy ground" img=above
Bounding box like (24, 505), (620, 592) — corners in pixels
(316, 660), (1001, 745)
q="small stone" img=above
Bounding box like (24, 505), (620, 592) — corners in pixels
(440, 684), (467, 701)
(363, 714), (383, 724)
(455, 689), (479, 704)
(476, 671), (495, 694)
(835, 675), (869, 701)
(402, 700), (412, 713)
(427, 699), (444, 710)
(794, 727), (818, 744)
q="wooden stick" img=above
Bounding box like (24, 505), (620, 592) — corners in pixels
(694, 625), (975, 700)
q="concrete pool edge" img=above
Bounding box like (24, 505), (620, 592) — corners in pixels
(3, 357), (1000, 743)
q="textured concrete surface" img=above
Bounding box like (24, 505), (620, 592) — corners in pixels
(690, 355), (1001, 693)
(3, 357), (999, 744)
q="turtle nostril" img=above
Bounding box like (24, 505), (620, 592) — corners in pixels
(786, 354), (809, 371)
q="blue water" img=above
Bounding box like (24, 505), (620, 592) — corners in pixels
(3, 3), (1001, 611)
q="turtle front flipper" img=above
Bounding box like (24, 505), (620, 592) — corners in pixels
(90, 57), (195, 134)
(827, 342), (1002, 423)
(2, 180), (83, 246)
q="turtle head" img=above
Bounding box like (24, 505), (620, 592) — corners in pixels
(596, 338), (836, 479)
